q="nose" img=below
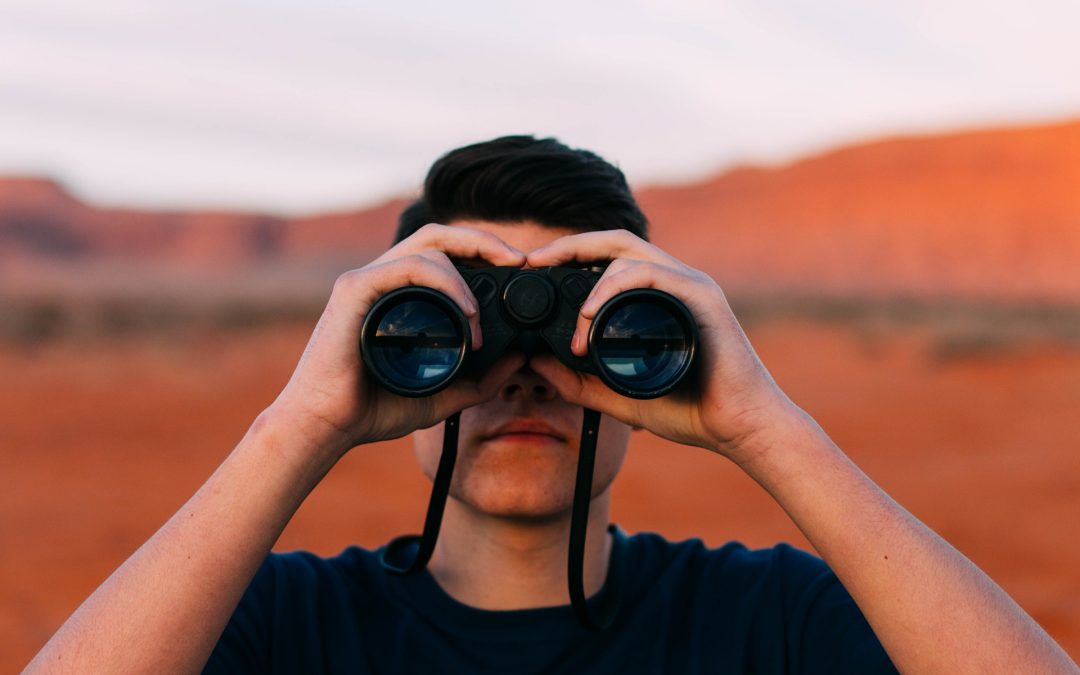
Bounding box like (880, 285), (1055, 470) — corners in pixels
(498, 363), (557, 402)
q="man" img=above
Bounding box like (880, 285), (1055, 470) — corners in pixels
(28, 136), (1076, 673)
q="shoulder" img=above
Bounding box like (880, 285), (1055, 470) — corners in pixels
(205, 546), (394, 673)
(624, 529), (853, 615)
(618, 531), (896, 673)
(249, 545), (393, 610)
(260, 546), (383, 582)
(623, 530), (829, 591)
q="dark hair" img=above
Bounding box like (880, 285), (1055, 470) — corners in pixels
(394, 135), (648, 243)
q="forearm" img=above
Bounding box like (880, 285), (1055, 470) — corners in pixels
(26, 408), (342, 675)
(736, 405), (1077, 674)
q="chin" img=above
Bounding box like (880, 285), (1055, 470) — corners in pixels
(412, 423), (629, 521)
(452, 466), (577, 521)
(457, 491), (573, 522)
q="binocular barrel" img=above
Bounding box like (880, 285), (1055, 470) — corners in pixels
(360, 266), (698, 399)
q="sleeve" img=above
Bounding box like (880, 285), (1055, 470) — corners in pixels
(777, 545), (899, 675)
(201, 556), (277, 674)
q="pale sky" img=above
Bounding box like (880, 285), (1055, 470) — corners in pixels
(1, 0), (1078, 214)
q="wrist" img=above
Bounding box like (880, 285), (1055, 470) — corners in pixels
(713, 395), (821, 473)
(249, 404), (353, 480)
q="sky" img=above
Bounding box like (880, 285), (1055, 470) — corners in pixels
(1, 0), (1078, 214)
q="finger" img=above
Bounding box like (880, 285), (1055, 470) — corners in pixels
(565, 257), (630, 354)
(336, 254), (483, 348)
(435, 352), (527, 417)
(569, 262), (702, 356)
(528, 354), (647, 427)
(526, 229), (673, 268)
(596, 254), (634, 277)
(580, 261), (701, 319)
(416, 250), (486, 349)
(383, 223), (526, 267)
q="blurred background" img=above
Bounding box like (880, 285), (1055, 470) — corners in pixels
(2, 0), (1079, 667)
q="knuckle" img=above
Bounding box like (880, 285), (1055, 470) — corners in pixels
(402, 252), (435, 269)
(370, 255), (438, 286)
(333, 269), (365, 292)
(419, 249), (452, 266)
(589, 278), (610, 300)
(469, 229), (505, 250)
(605, 268), (634, 288)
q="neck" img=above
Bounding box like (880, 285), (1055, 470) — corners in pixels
(427, 490), (614, 610)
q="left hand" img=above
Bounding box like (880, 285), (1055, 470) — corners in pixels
(526, 230), (798, 463)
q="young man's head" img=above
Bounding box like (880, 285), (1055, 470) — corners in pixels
(395, 135), (648, 244)
(403, 136), (648, 522)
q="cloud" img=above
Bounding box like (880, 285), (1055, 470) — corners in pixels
(1, 0), (1078, 213)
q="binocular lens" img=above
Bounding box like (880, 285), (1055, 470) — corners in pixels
(364, 292), (467, 396)
(592, 293), (695, 398)
(362, 280), (696, 399)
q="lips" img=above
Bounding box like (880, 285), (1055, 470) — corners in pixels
(483, 419), (568, 442)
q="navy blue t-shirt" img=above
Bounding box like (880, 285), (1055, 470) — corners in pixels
(204, 526), (897, 674)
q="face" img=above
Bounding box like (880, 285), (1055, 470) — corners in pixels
(411, 220), (633, 520)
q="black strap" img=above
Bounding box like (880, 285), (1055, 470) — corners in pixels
(380, 412), (460, 574)
(568, 408), (621, 630)
(380, 408), (621, 631)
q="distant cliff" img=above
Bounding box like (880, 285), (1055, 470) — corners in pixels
(2, 116), (1080, 324)
(0, 176), (404, 267)
(639, 118), (1080, 301)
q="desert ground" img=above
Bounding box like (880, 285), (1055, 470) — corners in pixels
(3, 314), (1078, 669)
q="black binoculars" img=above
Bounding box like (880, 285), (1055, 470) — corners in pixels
(362, 264), (700, 629)
(360, 265), (698, 399)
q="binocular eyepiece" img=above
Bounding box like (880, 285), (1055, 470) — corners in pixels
(360, 266), (698, 399)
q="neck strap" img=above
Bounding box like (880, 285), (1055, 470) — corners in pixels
(380, 408), (621, 630)
(380, 412), (459, 574)
(567, 407), (621, 629)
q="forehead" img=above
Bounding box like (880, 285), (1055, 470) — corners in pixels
(446, 219), (580, 254)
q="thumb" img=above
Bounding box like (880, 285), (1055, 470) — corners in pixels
(433, 353), (527, 419)
(531, 354), (653, 430)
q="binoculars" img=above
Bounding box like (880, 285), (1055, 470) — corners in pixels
(363, 264), (700, 629)
(360, 265), (698, 399)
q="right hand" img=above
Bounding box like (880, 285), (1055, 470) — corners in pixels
(266, 223), (527, 462)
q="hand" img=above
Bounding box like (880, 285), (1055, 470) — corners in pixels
(267, 224), (527, 462)
(526, 230), (797, 463)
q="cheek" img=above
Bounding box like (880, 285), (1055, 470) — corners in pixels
(411, 424), (443, 483)
(592, 417), (632, 495)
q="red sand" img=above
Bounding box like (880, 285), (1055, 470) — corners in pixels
(2, 320), (1078, 668)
